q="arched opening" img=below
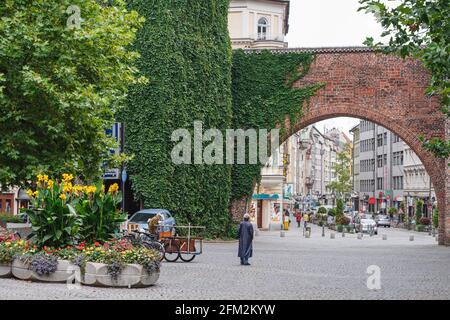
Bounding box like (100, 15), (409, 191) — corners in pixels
(249, 115), (441, 243)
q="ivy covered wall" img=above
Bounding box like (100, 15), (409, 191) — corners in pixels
(122, 1), (322, 236)
(231, 50), (323, 203)
(123, 0), (233, 237)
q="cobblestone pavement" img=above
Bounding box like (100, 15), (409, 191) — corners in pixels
(1, 224), (450, 300)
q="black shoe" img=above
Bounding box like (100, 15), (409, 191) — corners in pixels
(243, 262), (251, 266)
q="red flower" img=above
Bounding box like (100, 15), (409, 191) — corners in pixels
(94, 242), (100, 247)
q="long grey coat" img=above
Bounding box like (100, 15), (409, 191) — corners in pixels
(238, 221), (254, 258)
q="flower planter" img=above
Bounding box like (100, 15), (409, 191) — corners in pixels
(81, 262), (159, 288)
(12, 259), (77, 283)
(0, 263), (12, 278)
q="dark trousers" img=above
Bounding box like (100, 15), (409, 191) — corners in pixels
(297, 221), (301, 227)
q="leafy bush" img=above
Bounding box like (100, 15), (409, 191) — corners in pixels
(416, 200), (424, 221)
(432, 208), (439, 228)
(388, 207), (398, 215)
(336, 216), (350, 226)
(76, 181), (126, 243)
(336, 199), (344, 216)
(0, 213), (22, 226)
(29, 254), (58, 276)
(24, 174), (82, 247)
(24, 174), (125, 247)
(416, 224), (426, 232)
(318, 207), (327, 214)
(419, 217), (431, 226)
(336, 225), (344, 232)
(328, 208), (337, 216)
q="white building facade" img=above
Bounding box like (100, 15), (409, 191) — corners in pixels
(229, 0), (289, 49)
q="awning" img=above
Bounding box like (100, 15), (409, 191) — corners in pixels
(394, 196), (404, 202)
(252, 194), (279, 200)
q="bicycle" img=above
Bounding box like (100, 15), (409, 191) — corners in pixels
(119, 230), (165, 262)
(129, 229), (181, 263)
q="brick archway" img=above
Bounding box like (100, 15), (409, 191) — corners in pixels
(256, 47), (449, 245)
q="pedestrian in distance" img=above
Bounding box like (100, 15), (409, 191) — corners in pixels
(296, 212), (302, 228)
(238, 213), (254, 266)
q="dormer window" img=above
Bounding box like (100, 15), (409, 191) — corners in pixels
(257, 17), (268, 40)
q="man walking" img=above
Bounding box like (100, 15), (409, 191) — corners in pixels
(238, 213), (254, 266)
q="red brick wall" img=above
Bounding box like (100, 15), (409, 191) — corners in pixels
(287, 50), (448, 245)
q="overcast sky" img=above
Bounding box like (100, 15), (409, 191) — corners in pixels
(285, 0), (387, 136)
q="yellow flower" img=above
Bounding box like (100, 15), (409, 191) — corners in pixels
(47, 179), (54, 189)
(5, 242), (11, 247)
(59, 194), (67, 201)
(62, 173), (74, 183)
(72, 185), (83, 193)
(26, 189), (34, 198)
(84, 186), (97, 194)
(33, 191), (39, 198)
(108, 183), (119, 194)
(63, 182), (73, 193)
(101, 185), (105, 193)
(37, 174), (48, 182)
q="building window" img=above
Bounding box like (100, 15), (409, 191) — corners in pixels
(377, 177), (383, 190)
(377, 155), (383, 168)
(392, 133), (401, 143)
(393, 151), (404, 166)
(257, 18), (268, 40)
(377, 134), (383, 147)
(393, 176), (404, 190)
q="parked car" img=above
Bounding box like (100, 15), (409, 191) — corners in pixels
(376, 215), (391, 228)
(355, 215), (378, 234)
(127, 209), (175, 233)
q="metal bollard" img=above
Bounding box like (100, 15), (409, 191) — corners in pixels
(280, 231), (285, 237)
(330, 233), (335, 239)
(409, 235), (414, 241)
(305, 230), (310, 238)
(322, 225), (325, 237)
(357, 233), (363, 239)
(382, 234), (387, 240)
(342, 231), (345, 237)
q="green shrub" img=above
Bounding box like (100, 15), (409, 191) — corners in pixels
(328, 208), (337, 216)
(336, 199), (344, 216)
(415, 200), (424, 222)
(432, 208), (439, 228)
(0, 213), (22, 225)
(416, 224), (426, 232)
(388, 207), (397, 215)
(336, 216), (350, 225)
(419, 217), (431, 226)
(318, 207), (327, 214)
(336, 225), (344, 232)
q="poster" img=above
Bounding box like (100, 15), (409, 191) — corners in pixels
(271, 202), (281, 222)
(249, 201), (256, 222)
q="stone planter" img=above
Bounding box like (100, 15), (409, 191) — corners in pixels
(81, 262), (159, 288)
(12, 259), (77, 283)
(0, 263), (12, 278)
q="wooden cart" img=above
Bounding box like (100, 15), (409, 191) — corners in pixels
(159, 224), (205, 262)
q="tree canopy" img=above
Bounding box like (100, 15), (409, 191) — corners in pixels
(0, 0), (144, 188)
(359, 0), (450, 160)
(327, 143), (353, 199)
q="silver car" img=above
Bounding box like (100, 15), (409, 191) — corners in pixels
(355, 215), (378, 234)
(376, 215), (391, 228)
